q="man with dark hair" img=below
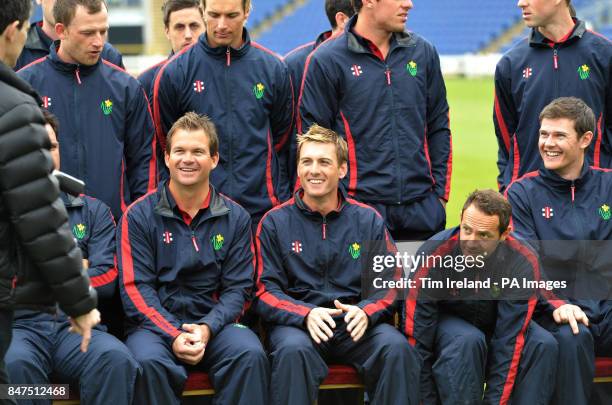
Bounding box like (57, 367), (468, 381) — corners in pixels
(254, 124), (420, 405)
(5, 111), (140, 405)
(507, 97), (612, 405)
(138, 0), (204, 104)
(494, 0), (611, 191)
(17, 0), (156, 220)
(14, 0), (123, 71)
(0, 0), (98, 391)
(283, 0), (354, 186)
(404, 189), (558, 405)
(298, 0), (452, 241)
(154, 0), (293, 226)
(119, 112), (268, 405)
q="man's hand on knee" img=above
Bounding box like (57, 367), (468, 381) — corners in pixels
(69, 309), (101, 353)
(173, 325), (206, 365)
(306, 307), (342, 344)
(334, 300), (369, 342)
(553, 304), (589, 335)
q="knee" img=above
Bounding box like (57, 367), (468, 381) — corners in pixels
(237, 342), (268, 367)
(555, 324), (594, 352)
(99, 344), (141, 374)
(451, 328), (487, 355)
(271, 336), (317, 365)
(5, 347), (38, 371)
(529, 330), (559, 363)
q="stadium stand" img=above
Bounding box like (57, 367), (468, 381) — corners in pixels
(248, 0), (291, 28)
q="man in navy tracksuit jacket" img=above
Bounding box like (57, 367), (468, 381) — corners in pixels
(298, 2), (452, 241)
(153, 0), (293, 224)
(254, 125), (420, 405)
(507, 97), (612, 405)
(137, 0), (204, 105)
(15, 12), (123, 72)
(17, 0), (156, 220)
(403, 189), (558, 405)
(283, 0), (354, 186)
(118, 112), (268, 405)
(5, 114), (139, 405)
(494, 0), (611, 191)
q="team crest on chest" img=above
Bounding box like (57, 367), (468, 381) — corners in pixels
(350, 65), (363, 77)
(162, 231), (173, 244)
(599, 204), (611, 221)
(291, 240), (303, 254)
(193, 80), (205, 93)
(541, 206), (554, 219)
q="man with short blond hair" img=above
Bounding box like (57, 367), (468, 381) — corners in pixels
(119, 112), (268, 405)
(255, 124), (420, 405)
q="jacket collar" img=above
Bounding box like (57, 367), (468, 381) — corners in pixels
(61, 192), (85, 208)
(48, 40), (101, 75)
(24, 22), (51, 52)
(198, 28), (251, 59)
(539, 160), (592, 190)
(154, 181), (230, 223)
(529, 18), (586, 48)
(293, 187), (348, 220)
(315, 30), (333, 48)
(0, 61), (41, 104)
(345, 15), (415, 55)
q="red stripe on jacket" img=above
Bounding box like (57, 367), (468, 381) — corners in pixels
(340, 112), (358, 196)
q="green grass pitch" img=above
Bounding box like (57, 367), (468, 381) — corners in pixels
(444, 76), (499, 228)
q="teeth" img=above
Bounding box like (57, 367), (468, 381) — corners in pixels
(309, 179), (323, 184)
(545, 151), (561, 157)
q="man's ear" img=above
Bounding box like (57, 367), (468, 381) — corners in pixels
(579, 131), (594, 151)
(55, 22), (67, 40)
(338, 162), (348, 179)
(2, 20), (20, 42)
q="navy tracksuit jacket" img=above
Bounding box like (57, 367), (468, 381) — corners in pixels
(153, 29), (294, 220)
(117, 182), (268, 405)
(14, 21), (124, 72)
(298, 16), (452, 210)
(507, 164), (612, 405)
(254, 189), (420, 405)
(494, 19), (611, 190)
(402, 227), (556, 405)
(6, 194), (139, 405)
(17, 43), (157, 219)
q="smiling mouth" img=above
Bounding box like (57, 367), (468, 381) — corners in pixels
(544, 151), (561, 157)
(308, 179), (324, 184)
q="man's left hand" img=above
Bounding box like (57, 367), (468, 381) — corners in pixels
(334, 300), (369, 342)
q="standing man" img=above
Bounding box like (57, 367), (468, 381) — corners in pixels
(283, 0), (354, 186)
(255, 124), (420, 405)
(138, 0), (205, 104)
(0, 0), (98, 390)
(14, 0), (123, 71)
(298, 0), (452, 241)
(494, 0), (611, 191)
(507, 97), (612, 405)
(118, 112), (268, 405)
(154, 0), (294, 225)
(5, 111), (140, 405)
(404, 189), (559, 405)
(18, 0), (157, 220)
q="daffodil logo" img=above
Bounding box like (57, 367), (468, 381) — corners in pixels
(211, 234), (224, 250)
(253, 83), (265, 99)
(101, 99), (113, 115)
(577, 64), (590, 80)
(349, 242), (361, 259)
(599, 204), (611, 220)
(73, 223), (86, 240)
(407, 60), (417, 77)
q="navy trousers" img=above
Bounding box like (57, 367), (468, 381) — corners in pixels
(268, 322), (421, 405)
(126, 323), (269, 405)
(432, 315), (558, 405)
(5, 312), (139, 405)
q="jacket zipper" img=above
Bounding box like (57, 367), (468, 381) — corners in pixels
(322, 217), (327, 240)
(191, 230), (200, 252)
(75, 67), (82, 84)
(226, 47), (231, 67)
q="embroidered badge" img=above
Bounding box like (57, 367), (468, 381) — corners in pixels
(291, 240), (303, 254)
(42, 96), (52, 109)
(72, 223), (86, 240)
(349, 242), (361, 259)
(541, 206), (554, 219)
(193, 80), (205, 93)
(350, 65), (363, 76)
(253, 83), (265, 99)
(599, 204), (611, 220)
(100, 99), (113, 115)
(407, 60), (417, 77)
(211, 234), (224, 251)
(162, 231), (173, 244)
(577, 64), (590, 80)
(522, 67), (532, 79)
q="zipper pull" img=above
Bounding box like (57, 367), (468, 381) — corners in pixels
(385, 68), (391, 85)
(226, 47), (231, 67)
(322, 218), (327, 240)
(571, 182), (575, 203)
(11, 275), (17, 290)
(553, 49), (558, 70)
(75, 67), (82, 84)
(191, 231), (200, 252)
